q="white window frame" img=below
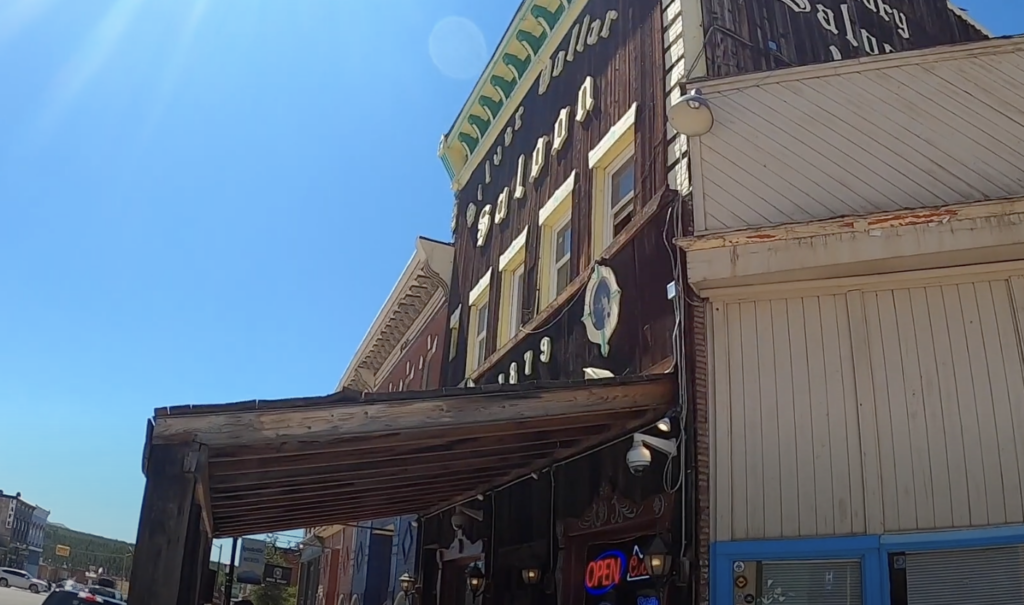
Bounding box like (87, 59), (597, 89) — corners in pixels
(588, 102), (638, 258)
(550, 215), (572, 299)
(472, 299), (489, 371)
(507, 264), (526, 337)
(605, 146), (636, 244)
(538, 171), (576, 307)
(466, 269), (491, 377)
(497, 226), (529, 345)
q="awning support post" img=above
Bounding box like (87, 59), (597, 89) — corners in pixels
(127, 443), (202, 605)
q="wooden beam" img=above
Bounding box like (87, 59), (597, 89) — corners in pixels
(211, 467), (515, 507)
(216, 503), (423, 538)
(152, 378), (675, 447)
(213, 475), (492, 515)
(127, 444), (196, 605)
(210, 448), (558, 490)
(209, 416), (620, 461)
(215, 499), (436, 527)
(214, 489), (462, 524)
(210, 432), (588, 476)
(193, 444), (215, 537)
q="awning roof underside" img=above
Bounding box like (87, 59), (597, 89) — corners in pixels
(150, 374), (677, 538)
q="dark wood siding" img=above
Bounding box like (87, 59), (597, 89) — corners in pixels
(444, 0), (670, 385)
(699, 0), (989, 78)
(473, 201), (676, 385)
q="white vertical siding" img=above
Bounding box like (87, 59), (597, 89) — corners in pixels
(709, 274), (1024, 541)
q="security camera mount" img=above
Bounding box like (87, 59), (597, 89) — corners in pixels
(633, 433), (677, 456)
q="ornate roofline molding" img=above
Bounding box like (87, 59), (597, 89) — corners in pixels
(337, 237), (454, 392)
(438, 0), (590, 191)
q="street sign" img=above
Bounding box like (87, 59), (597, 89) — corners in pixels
(236, 538), (267, 585)
(262, 564), (292, 586)
(55, 545), (71, 557)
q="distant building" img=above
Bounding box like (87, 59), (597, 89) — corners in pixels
(0, 490), (47, 575)
(26, 505), (50, 577)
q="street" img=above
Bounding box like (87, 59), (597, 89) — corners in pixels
(0, 588), (45, 605)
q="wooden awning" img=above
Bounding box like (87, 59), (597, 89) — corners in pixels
(147, 374), (677, 538)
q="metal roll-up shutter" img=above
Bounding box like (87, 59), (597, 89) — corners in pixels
(906, 545), (1024, 605)
(760, 560), (862, 605)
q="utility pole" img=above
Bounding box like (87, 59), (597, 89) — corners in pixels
(214, 542), (224, 594)
(223, 538), (238, 605)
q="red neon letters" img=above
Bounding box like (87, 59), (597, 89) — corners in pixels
(585, 554), (623, 590)
(627, 552), (649, 580)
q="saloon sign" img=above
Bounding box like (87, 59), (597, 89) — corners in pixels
(779, 0), (913, 59)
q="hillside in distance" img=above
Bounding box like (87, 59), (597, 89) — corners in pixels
(43, 523), (134, 577)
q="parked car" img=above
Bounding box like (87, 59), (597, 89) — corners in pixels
(42, 587), (125, 605)
(83, 585), (123, 601)
(0, 567), (48, 593)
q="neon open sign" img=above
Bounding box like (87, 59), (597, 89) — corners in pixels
(584, 550), (626, 595)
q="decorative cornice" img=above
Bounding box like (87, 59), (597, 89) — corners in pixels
(337, 238), (453, 392)
(438, 0), (589, 191)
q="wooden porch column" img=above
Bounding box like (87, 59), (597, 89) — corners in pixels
(128, 443), (200, 605)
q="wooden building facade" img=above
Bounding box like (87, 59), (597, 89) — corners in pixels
(428, 0), (692, 602)
(675, 36), (1024, 605)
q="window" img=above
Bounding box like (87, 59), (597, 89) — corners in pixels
(508, 265), (526, 335)
(538, 171), (576, 307)
(606, 148), (635, 239)
(472, 300), (488, 370)
(498, 227), (528, 345)
(588, 102), (638, 257)
(466, 271), (491, 377)
(448, 306), (461, 361)
(552, 218), (572, 295)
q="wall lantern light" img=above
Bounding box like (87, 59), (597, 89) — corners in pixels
(644, 535), (673, 580)
(398, 572), (416, 595)
(521, 567), (542, 585)
(667, 88), (714, 137)
(466, 564), (486, 596)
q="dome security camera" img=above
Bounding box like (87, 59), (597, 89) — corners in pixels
(626, 440), (653, 475)
(626, 433), (678, 476)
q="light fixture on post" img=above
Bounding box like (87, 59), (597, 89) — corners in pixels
(398, 572), (416, 595)
(397, 572), (416, 605)
(655, 417), (672, 433)
(521, 567), (542, 585)
(644, 535), (673, 583)
(466, 563), (486, 598)
(667, 88), (714, 137)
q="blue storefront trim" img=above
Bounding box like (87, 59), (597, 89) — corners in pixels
(710, 525), (1024, 605)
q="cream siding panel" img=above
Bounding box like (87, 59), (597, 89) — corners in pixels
(711, 294), (862, 540)
(710, 275), (1024, 541)
(695, 51), (1024, 232)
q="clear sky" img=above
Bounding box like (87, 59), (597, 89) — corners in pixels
(0, 0), (1019, 550)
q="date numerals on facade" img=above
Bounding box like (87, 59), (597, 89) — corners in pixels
(498, 337), (552, 385)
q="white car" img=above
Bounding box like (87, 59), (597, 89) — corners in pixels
(0, 567), (48, 593)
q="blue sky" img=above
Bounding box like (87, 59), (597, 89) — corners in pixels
(0, 0), (1019, 551)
